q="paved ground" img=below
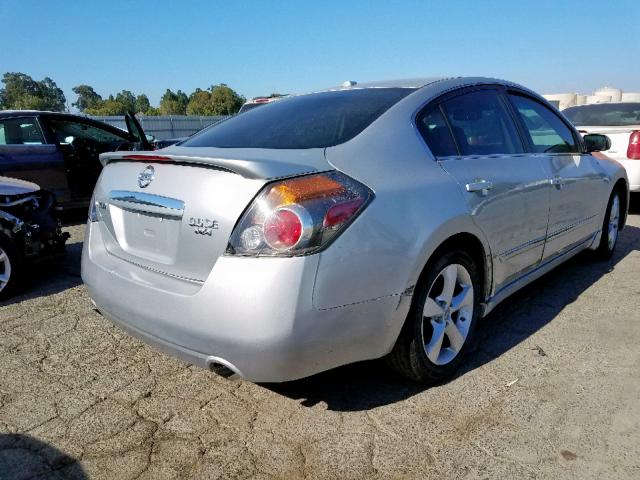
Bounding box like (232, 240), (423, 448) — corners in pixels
(1, 203), (639, 480)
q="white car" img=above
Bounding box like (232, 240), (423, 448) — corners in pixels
(238, 95), (288, 114)
(563, 103), (640, 191)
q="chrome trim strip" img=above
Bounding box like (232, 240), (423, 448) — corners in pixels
(108, 190), (185, 218)
(485, 233), (596, 314)
(499, 235), (546, 258)
(498, 214), (598, 259)
(545, 214), (598, 241)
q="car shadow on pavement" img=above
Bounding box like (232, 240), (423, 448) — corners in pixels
(0, 240), (83, 308)
(0, 434), (87, 479)
(266, 225), (640, 412)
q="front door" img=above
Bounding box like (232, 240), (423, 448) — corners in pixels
(40, 116), (134, 202)
(507, 93), (608, 259)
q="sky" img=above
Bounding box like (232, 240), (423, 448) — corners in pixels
(2, 0), (639, 108)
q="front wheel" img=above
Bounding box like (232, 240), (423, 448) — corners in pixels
(596, 190), (621, 260)
(387, 249), (482, 383)
(0, 234), (21, 300)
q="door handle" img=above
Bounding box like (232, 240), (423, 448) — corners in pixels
(551, 176), (565, 189)
(465, 180), (494, 194)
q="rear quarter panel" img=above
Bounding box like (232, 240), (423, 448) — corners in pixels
(317, 99), (491, 310)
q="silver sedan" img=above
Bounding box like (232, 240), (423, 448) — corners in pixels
(82, 77), (628, 383)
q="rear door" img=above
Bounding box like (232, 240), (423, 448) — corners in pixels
(507, 92), (608, 259)
(419, 87), (552, 291)
(0, 116), (70, 203)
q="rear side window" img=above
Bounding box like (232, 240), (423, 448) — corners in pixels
(440, 90), (524, 156)
(417, 108), (458, 157)
(0, 118), (45, 145)
(182, 88), (415, 149)
(509, 94), (578, 153)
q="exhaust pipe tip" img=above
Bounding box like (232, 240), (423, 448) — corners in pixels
(207, 358), (241, 381)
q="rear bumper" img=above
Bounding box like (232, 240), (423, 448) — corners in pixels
(81, 222), (409, 382)
(618, 159), (640, 191)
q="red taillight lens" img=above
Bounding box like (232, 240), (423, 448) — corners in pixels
(323, 199), (365, 228)
(264, 209), (303, 249)
(628, 131), (640, 160)
(122, 154), (171, 161)
(227, 171), (373, 256)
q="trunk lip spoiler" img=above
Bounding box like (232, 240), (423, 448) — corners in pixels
(99, 151), (322, 180)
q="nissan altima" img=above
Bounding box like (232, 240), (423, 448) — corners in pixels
(81, 77), (628, 383)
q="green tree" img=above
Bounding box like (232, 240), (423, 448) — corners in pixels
(135, 94), (151, 114)
(209, 84), (244, 115)
(85, 95), (124, 115)
(159, 89), (188, 115)
(72, 84), (102, 112)
(0, 72), (66, 111)
(186, 88), (213, 115)
(115, 90), (136, 114)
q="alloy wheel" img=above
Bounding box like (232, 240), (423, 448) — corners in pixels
(421, 263), (474, 366)
(607, 194), (620, 251)
(0, 246), (12, 293)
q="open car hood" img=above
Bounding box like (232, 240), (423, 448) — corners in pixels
(0, 176), (41, 196)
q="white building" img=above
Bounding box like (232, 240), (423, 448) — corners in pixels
(543, 87), (640, 110)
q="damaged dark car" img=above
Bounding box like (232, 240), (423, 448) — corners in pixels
(0, 111), (153, 209)
(0, 176), (69, 299)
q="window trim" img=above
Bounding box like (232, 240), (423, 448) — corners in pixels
(504, 89), (582, 155)
(0, 115), (48, 146)
(38, 114), (134, 147)
(414, 84), (528, 160)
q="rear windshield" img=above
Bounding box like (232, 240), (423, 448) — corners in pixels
(181, 88), (415, 149)
(563, 103), (640, 126)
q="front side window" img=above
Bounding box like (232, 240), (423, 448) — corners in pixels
(440, 90), (524, 156)
(46, 119), (129, 146)
(0, 118), (45, 145)
(509, 94), (578, 153)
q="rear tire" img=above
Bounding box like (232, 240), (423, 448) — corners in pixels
(595, 190), (621, 260)
(0, 233), (22, 300)
(387, 249), (482, 383)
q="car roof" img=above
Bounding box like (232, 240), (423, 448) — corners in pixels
(0, 110), (88, 120)
(319, 76), (533, 95)
(333, 77), (448, 90)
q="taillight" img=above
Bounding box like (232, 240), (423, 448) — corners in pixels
(122, 154), (171, 161)
(227, 171), (373, 256)
(628, 131), (640, 160)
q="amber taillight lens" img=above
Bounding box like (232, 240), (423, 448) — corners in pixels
(226, 171), (373, 257)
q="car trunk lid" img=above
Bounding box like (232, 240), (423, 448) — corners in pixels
(93, 148), (330, 282)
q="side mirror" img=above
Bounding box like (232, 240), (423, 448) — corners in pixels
(145, 134), (155, 143)
(584, 134), (611, 153)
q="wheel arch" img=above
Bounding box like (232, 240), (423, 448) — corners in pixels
(413, 229), (492, 306)
(612, 177), (628, 230)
